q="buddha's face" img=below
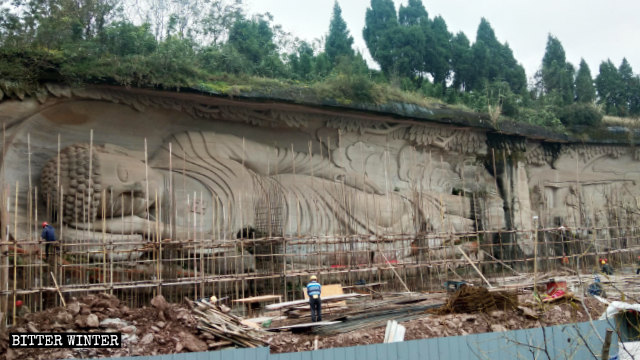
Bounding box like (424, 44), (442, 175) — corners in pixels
(40, 144), (163, 225)
(95, 151), (162, 216)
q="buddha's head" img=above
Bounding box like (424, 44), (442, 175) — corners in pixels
(41, 144), (163, 225)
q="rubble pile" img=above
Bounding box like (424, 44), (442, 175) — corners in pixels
(0, 294), (215, 360)
(267, 295), (607, 353)
(436, 286), (519, 314)
(194, 301), (267, 348)
(0, 289), (611, 359)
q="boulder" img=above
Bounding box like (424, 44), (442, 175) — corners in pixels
(86, 314), (100, 328)
(179, 331), (207, 352)
(67, 302), (80, 316)
(140, 333), (154, 345)
(150, 295), (168, 311)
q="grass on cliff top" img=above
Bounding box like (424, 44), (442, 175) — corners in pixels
(198, 73), (446, 110)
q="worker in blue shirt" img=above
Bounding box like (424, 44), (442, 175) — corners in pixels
(306, 275), (322, 322)
(41, 222), (56, 260)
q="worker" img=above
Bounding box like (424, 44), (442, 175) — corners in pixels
(306, 275), (322, 322)
(561, 253), (569, 266)
(600, 258), (614, 275)
(14, 299), (30, 321)
(41, 222), (56, 260)
(636, 256), (640, 275)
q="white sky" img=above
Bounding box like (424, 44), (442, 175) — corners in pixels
(245, 0), (640, 81)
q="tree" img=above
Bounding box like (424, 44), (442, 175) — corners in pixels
(541, 35), (574, 105)
(574, 59), (595, 103)
(618, 58), (635, 115)
(363, 0), (398, 76)
(398, 0), (428, 26)
(325, 1), (354, 65)
(427, 15), (451, 87)
(226, 15), (284, 77)
(468, 18), (526, 93)
(200, 0), (244, 46)
(288, 41), (314, 80)
(102, 21), (157, 56)
(450, 32), (472, 90)
(1, 0), (122, 48)
(596, 60), (622, 115)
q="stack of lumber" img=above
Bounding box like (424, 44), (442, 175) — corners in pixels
(313, 301), (442, 335)
(265, 293), (364, 311)
(194, 301), (267, 348)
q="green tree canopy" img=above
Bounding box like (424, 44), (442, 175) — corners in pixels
(226, 15), (284, 77)
(325, 1), (354, 65)
(468, 18), (526, 94)
(363, 0), (399, 76)
(541, 35), (574, 105)
(450, 32), (472, 90)
(596, 59), (623, 115)
(398, 0), (428, 26)
(574, 59), (595, 103)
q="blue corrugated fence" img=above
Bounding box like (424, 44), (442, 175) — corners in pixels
(85, 319), (616, 360)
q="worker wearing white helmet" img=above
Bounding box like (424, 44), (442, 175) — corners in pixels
(306, 275), (322, 322)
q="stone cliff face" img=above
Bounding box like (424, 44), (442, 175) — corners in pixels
(0, 84), (638, 260)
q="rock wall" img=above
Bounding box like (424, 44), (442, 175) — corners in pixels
(1, 85), (639, 259)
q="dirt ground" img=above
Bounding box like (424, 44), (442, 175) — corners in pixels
(0, 292), (607, 359)
(266, 296), (606, 353)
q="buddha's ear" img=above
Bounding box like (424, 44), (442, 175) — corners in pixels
(101, 144), (145, 161)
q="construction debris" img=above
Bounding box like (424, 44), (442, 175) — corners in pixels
(193, 301), (267, 348)
(436, 285), (518, 314)
(383, 320), (405, 343)
(265, 293), (364, 311)
(267, 295), (608, 354)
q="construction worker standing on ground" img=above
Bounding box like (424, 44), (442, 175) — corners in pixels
(600, 258), (614, 275)
(307, 275), (322, 322)
(41, 222), (56, 260)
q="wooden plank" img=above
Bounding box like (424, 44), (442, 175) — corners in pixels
(267, 321), (342, 331)
(265, 293), (364, 310)
(232, 295), (282, 304)
(303, 283), (343, 300)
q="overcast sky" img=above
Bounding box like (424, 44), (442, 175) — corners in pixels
(245, 0), (640, 82)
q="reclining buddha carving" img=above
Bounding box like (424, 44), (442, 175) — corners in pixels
(40, 131), (483, 245)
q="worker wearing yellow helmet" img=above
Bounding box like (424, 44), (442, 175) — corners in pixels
(306, 275), (322, 322)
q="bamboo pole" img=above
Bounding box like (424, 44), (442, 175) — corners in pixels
(169, 143), (173, 240)
(145, 138), (150, 240)
(102, 189), (106, 286)
(457, 245), (493, 288)
(50, 272), (66, 307)
(12, 181), (18, 324)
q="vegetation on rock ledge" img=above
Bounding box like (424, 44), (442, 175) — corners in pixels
(1, 0), (639, 138)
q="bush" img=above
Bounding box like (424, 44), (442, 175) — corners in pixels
(517, 107), (565, 132)
(556, 103), (603, 127)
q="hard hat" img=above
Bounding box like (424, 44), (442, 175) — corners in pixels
(310, 275), (317, 281)
(209, 296), (217, 303)
(15, 300), (22, 307)
(42, 222), (48, 228)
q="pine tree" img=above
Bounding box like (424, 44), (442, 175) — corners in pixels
(574, 59), (595, 103)
(468, 18), (526, 93)
(363, 0), (398, 76)
(450, 32), (472, 90)
(618, 58), (635, 115)
(595, 59), (622, 115)
(428, 15), (451, 86)
(325, 1), (354, 65)
(398, 0), (428, 26)
(541, 35), (574, 105)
